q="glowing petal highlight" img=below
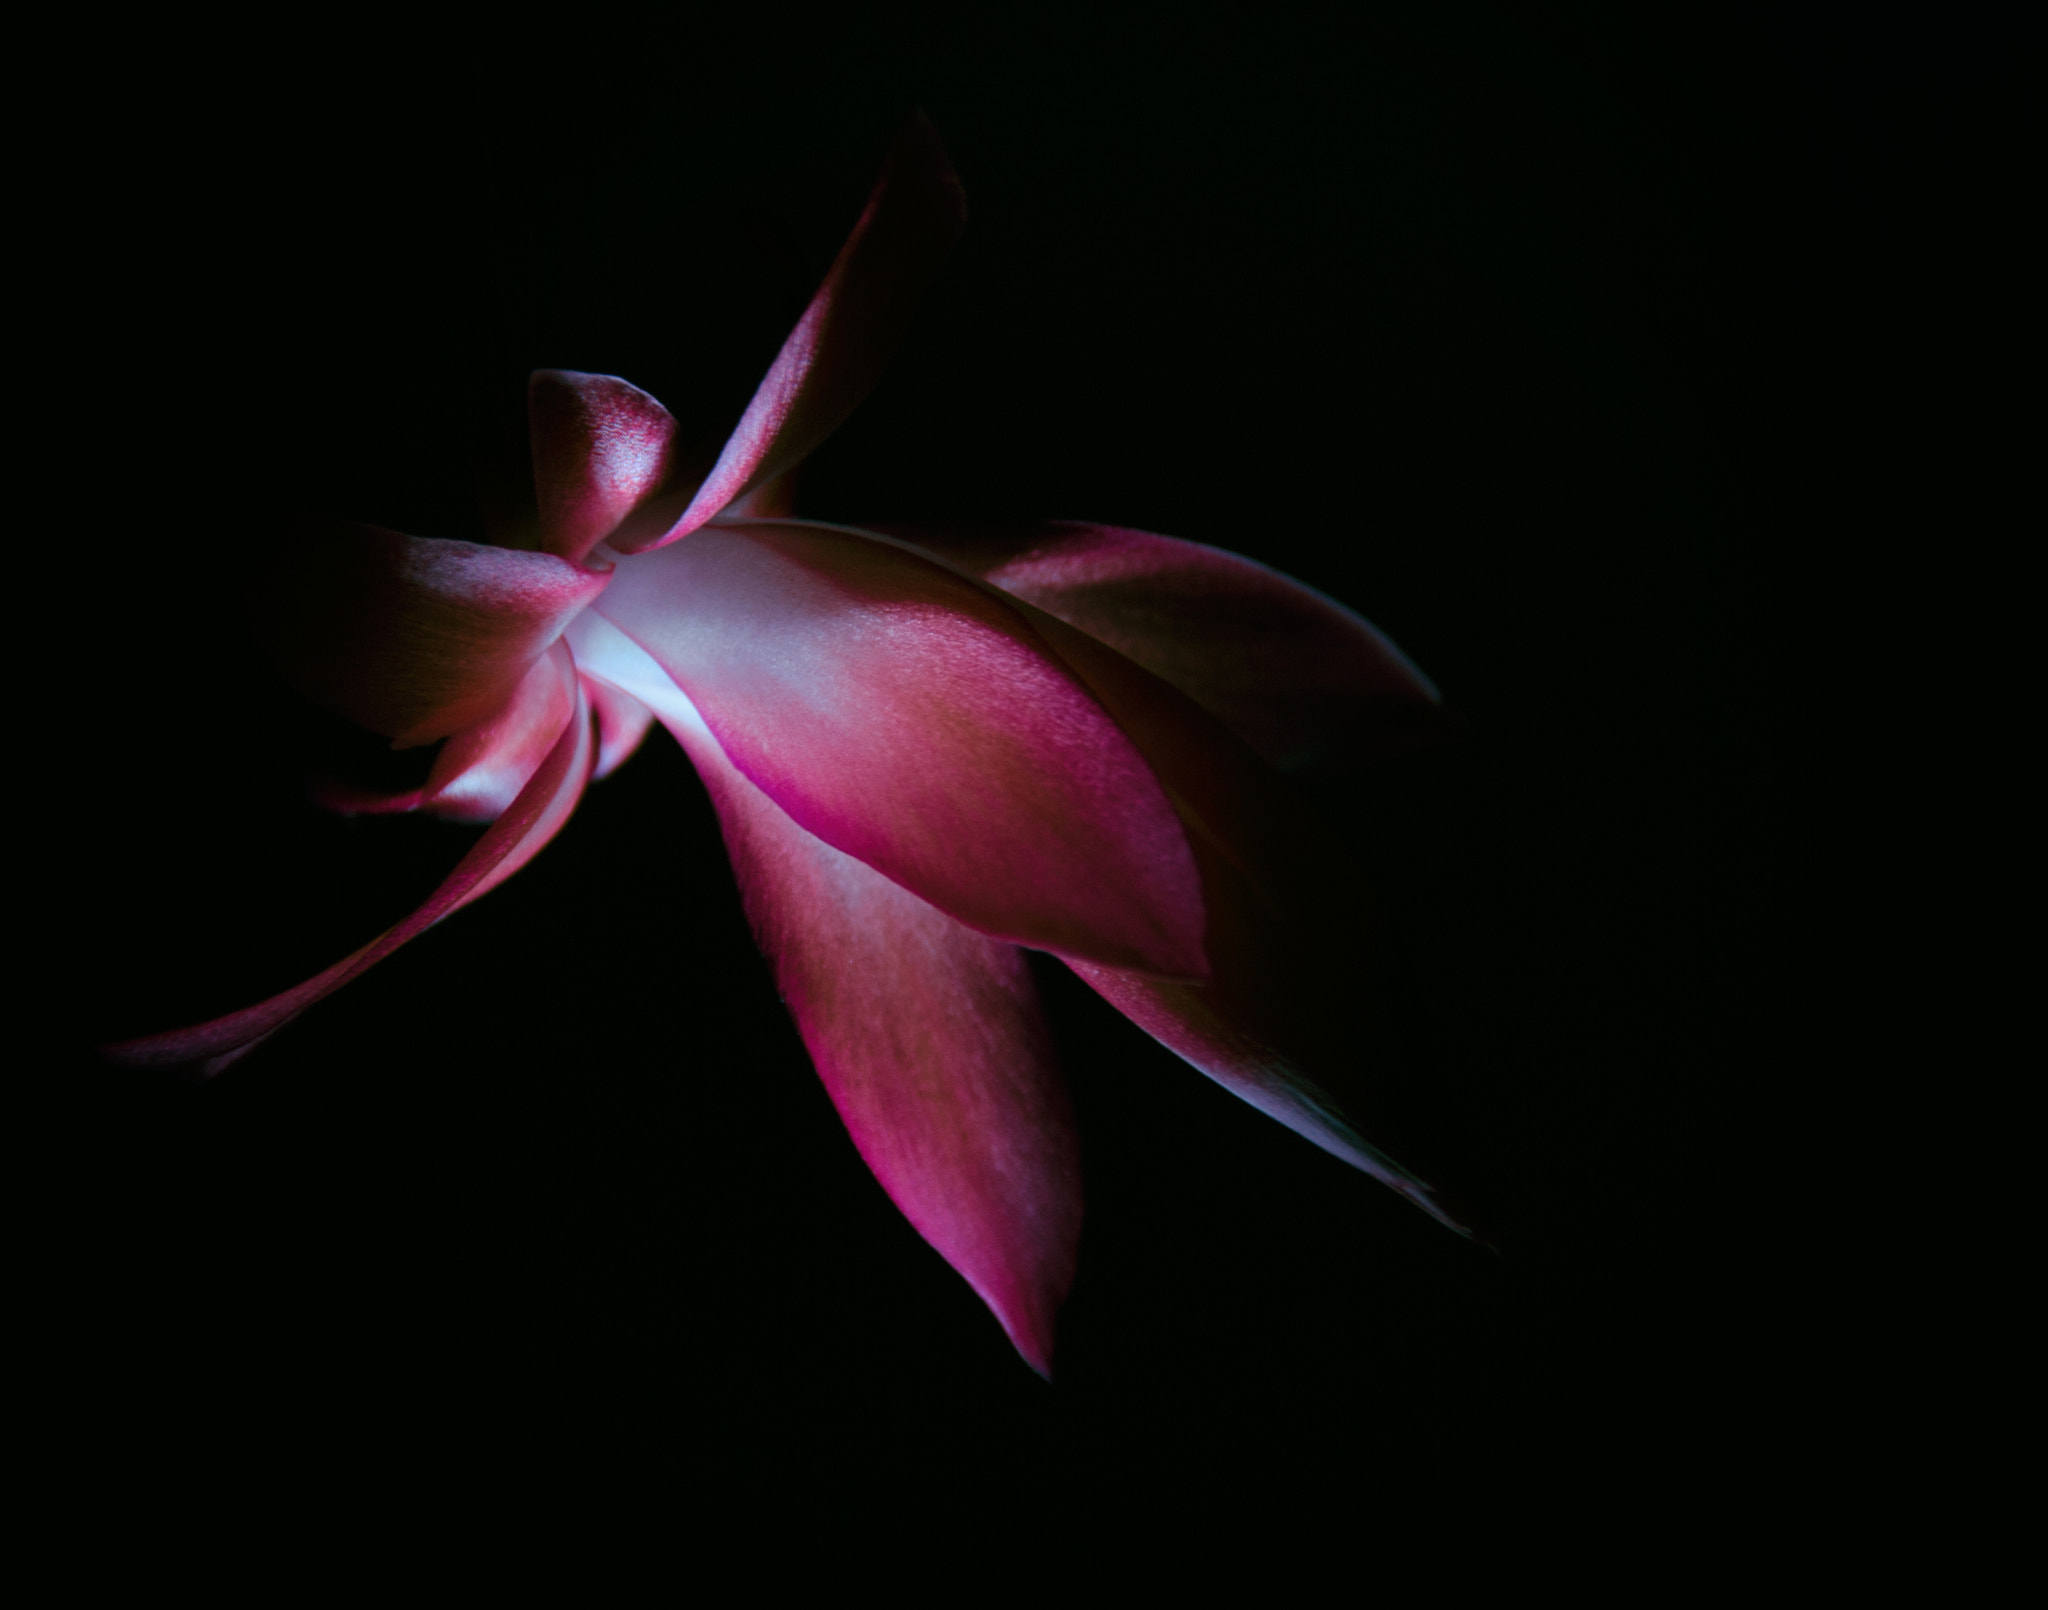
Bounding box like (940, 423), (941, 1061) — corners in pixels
(529, 370), (682, 565)
(255, 516), (610, 747)
(589, 520), (1207, 978)
(101, 651), (594, 1078)
(582, 675), (656, 780)
(419, 638), (583, 822)
(614, 116), (966, 551)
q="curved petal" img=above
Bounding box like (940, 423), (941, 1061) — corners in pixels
(613, 115), (966, 552)
(253, 515), (610, 747)
(100, 651), (595, 1079)
(419, 638), (582, 822)
(994, 595), (1483, 1238)
(650, 685), (1080, 1377)
(880, 521), (1454, 772)
(529, 370), (682, 565)
(582, 675), (656, 780)
(587, 521), (1206, 979)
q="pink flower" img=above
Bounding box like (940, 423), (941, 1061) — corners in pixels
(103, 117), (1475, 1376)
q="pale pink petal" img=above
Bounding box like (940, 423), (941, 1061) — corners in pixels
(419, 639), (582, 822)
(100, 654), (595, 1079)
(528, 370), (681, 565)
(582, 675), (656, 780)
(996, 595), (1481, 1236)
(253, 515), (610, 747)
(881, 521), (1454, 771)
(658, 699), (1080, 1376)
(612, 116), (966, 553)
(587, 521), (1206, 979)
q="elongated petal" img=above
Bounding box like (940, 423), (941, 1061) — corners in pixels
(612, 116), (966, 552)
(101, 649), (594, 1078)
(529, 370), (682, 565)
(1000, 596), (1481, 1236)
(587, 521), (1205, 978)
(883, 521), (1452, 771)
(254, 515), (610, 747)
(645, 680), (1080, 1376)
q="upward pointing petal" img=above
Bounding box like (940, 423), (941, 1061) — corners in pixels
(612, 115), (966, 552)
(529, 370), (681, 565)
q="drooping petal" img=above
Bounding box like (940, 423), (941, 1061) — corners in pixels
(611, 115), (966, 553)
(997, 594), (1482, 1236)
(528, 370), (682, 565)
(881, 521), (1455, 772)
(418, 638), (583, 822)
(585, 520), (1206, 979)
(634, 672), (1081, 1376)
(100, 648), (595, 1079)
(254, 515), (610, 747)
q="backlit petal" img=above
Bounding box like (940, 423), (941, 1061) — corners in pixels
(884, 521), (1453, 771)
(587, 521), (1206, 978)
(419, 638), (583, 822)
(254, 515), (610, 747)
(659, 690), (1081, 1376)
(529, 370), (681, 565)
(100, 649), (594, 1078)
(583, 675), (656, 780)
(613, 116), (966, 552)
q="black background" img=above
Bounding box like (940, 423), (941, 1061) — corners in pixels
(43, 0), (2026, 1531)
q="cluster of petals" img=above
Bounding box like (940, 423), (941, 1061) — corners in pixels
(105, 117), (1473, 1375)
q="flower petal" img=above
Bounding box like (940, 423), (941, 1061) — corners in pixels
(655, 688), (1081, 1377)
(585, 521), (1206, 979)
(1002, 598), (1483, 1237)
(883, 521), (1454, 772)
(582, 675), (656, 780)
(254, 515), (610, 747)
(611, 115), (966, 552)
(528, 370), (682, 565)
(100, 647), (594, 1078)
(419, 638), (583, 822)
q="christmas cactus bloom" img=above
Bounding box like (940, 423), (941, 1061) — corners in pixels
(103, 118), (1474, 1375)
